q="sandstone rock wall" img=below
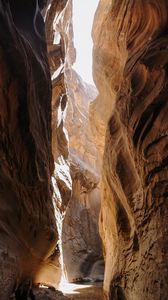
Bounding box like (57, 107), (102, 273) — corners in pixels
(62, 69), (104, 283)
(35, 0), (73, 288)
(35, 0), (104, 288)
(92, 1), (168, 299)
(0, 0), (56, 298)
(50, 0), (105, 284)
(0, 0), (72, 298)
(46, 0), (72, 213)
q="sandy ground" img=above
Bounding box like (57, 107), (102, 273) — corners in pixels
(61, 282), (104, 300)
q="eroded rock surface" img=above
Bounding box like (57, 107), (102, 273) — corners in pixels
(62, 69), (104, 283)
(34, 0), (73, 288)
(0, 0), (72, 298)
(59, 6), (104, 280)
(92, 1), (168, 299)
(47, 0), (105, 284)
(0, 0), (57, 298)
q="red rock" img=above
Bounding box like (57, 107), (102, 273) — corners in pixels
(92, 1), (168, 299)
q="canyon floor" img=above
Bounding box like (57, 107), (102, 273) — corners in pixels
(61, 282), (103, 300)
(12, 283), (104, 300)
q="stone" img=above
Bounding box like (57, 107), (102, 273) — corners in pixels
(62, 67), (104, 282)
(35, 0), (72, 288)
(60, 1), (104, 281)
(0, 0), (72, 298)
(92, 0), (168, 299)
(0, 0), (57, 298)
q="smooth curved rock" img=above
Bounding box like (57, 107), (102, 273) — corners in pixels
(92, 0), (168, 299)
(35, 0), (72, 288)
(0, 0), (57, 298)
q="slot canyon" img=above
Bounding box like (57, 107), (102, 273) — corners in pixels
(0, 0), (168, 299)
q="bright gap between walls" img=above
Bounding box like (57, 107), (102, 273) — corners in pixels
(73, 0), (99, 85)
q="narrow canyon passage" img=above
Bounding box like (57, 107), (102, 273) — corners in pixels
(0, 1), (168, 300)
(45, 0), (105, 298)
(59, 0), (104, 297)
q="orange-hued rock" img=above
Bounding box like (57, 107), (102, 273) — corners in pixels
(92, 1), (168, 299)
(35, 0), (72, 288)
(62, 69), (104, 283)
(0, 0), (72, 298)
(46, 0), (73, 210)
(0, 1), (56, 298)
(65, 70), (99, 172)
(52, 0), (104, 283)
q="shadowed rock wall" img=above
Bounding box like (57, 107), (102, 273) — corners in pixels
(0, 0), (72, 299)
(92, 0), (168, 299)
(0, 0), (56, 298)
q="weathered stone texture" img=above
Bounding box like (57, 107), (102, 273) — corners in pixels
(36, 0), (72, 288)
(62, 68), (104, 283)
(92, 1), (168, 299)
(0, 0), (72, 298)
(57, 0), (104, 283)
(0, 0), (56, 298)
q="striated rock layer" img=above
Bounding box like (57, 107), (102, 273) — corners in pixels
(0, 0), (56, 298)
(0, 0), (72, 299)
(92, 0), (168, 299)
(55, 0), (104, 284)
(36, 0), (73, 288)
(63, 69), (104, 283)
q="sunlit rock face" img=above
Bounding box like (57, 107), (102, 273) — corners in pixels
(46, 0), (72, 211)
(0, 0), (57, 298)
(92, 1), (168, 299)
(35, 0), (73, 288)
(62, 69), (104, 283)
(0, 0), (72, 298)
(56, 0), (104, 284)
